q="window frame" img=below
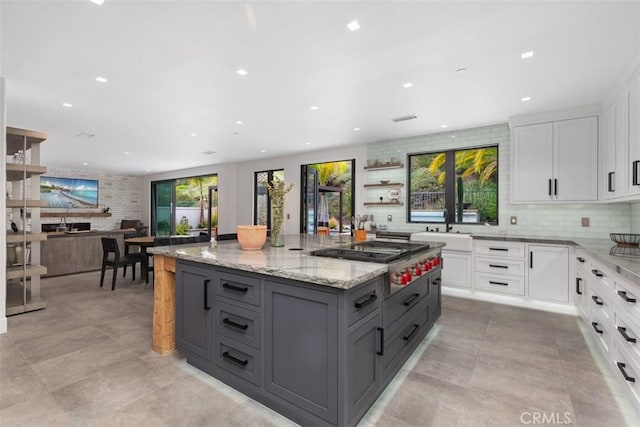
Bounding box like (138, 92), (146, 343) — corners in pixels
(254, 169), (284, 231)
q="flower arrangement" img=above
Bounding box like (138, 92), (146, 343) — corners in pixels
(262, 177), (294, 246)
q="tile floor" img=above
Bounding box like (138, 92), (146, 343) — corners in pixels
(1, 271), (638, 426)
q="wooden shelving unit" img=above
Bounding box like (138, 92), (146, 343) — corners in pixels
(5, 126), (48, 316)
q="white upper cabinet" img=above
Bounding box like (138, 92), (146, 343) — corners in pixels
(511, 116), (598, 203)
(628, 77), (640, 196)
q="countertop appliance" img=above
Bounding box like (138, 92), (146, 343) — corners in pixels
(310, 239), (441, 295)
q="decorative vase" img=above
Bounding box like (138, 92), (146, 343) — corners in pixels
(270, 200), (285, 247)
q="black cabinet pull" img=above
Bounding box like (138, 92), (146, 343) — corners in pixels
(633, 160), (640, 186)
(489, 247), (508, 252)
(576, 257), (585, 263)
(489, 264), (508, 269)
(223, 282), (249, 293)
(591, 269), (603, 278)
(403, 293), (421, 307)
(617, 290), (637, 304)
(376, 327), (384, 356)
(203, 279), (211, 310)
(432, 278), (441, 286)
(489, 280), (509, 286)
(591, 322), (603, 334)
(354, 293), (377, 309)
(591, 295), (604, 306)
(222, 351), (248, 366)
(548, 179), (552, 196)
(576, 278), (583, 295)
(223, 317), (249, 330)
(529, 252), (533, 269)
(617, 326), (637, 343)
(403, 324), (420, 342)
(608, 171), (615, 192)
(554, 178), (558, 196)
(617, 362), (636, 383)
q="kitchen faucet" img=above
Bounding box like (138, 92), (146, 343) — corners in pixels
(443, 209), (453, 233)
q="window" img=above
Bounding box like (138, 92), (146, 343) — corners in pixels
(254, 169), (284, 231)
(408, 146), (498, 225)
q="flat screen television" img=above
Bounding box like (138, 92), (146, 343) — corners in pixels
(40, 176), (99, 209)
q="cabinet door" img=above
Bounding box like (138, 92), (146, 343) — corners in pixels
(512, 123), (554, 202)
(264, 280), (338, 424)
(441, 250), (472, 288)
(604, 104), (622, 198)
(628, 77), (640, 196)
(554, 116), (598, 201)
(528, 245), (569, 303)
(176, 262), (214, 361)
(347, 314), (381, 423)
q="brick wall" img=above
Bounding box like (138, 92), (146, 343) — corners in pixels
(366, 123), (633, 238)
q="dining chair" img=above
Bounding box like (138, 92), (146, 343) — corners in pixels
(123, 232), (145, 279)
(100, 237), (141, 290)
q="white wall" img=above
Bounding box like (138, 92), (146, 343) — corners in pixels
(632, 201), (640, 233)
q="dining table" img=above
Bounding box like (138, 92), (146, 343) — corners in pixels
(124, 236), (157, 283)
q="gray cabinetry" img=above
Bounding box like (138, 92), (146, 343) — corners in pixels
(175, 262), (214, 363)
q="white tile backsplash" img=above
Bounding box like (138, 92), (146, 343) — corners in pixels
(366, 123), (634, 239)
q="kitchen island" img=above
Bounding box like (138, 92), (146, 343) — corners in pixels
(149, 235), (443, 427)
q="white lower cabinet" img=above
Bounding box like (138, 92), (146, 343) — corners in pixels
(528, 245), (569, 303)
(441, 250), (472, 289)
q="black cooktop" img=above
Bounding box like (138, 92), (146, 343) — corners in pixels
(311, 240), (430, 264)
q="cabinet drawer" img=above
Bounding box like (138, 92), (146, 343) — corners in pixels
(347, 278), (381, 327)
(474, 273), (524, 296)
(383, 274), (430, 328)
(614, 310), (640, 365)
(614, 279), (640, 321)
(588, 281), (612, 322)
(215, 270), (262, 306)
(612, 341), (640, 407)
(475, 257), (526, 276)
(474, 240), (525, 259)
(215, 300), (261, 350)
(588, 308), (611, 354)
(214, 334), (261, 386)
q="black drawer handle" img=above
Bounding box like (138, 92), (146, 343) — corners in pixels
(617, 362), (636, 383)
(633, 160), (640, 186)
(489, 280), (509, 286)
(591, 269), (603, 278)
(618, 290), (637, 304)
(591, 295), (604, 306)
(222, 351), (248, 366)
(591, 322), (603, 334)
(223, 282), (249, 293)
(432, 278), (441, 286)
(488, 247), (508, 252)
(377, 327), (384, 356)
(576, 278), (583, 295)
(576, 257), (585, 263)
(403, 324), (420, 342)
(608, 171), (615, 192)
(223, 317), (249, 330)
(554, 178), (558, 196)
(617, 326), (637, 343)
(203, 279), (211, 311)
(489, 264), (508, 269)
(354, 293), (377, 309)
(403, 293), (421, 307)
(548, 178), (552, 196)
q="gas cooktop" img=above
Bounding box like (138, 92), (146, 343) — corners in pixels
(310, 240), (430, 264)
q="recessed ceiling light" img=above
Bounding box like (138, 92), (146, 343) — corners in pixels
(521, 96), (531, 102)
(235, 120), (243, 125)
(310, 106), (319, 111)
(191, 133), (198, 137)
(353, 127), (360, 131)
(95, 76), (107, 83)
(192, 161), (199, 165)
(402, 82), (413, 88)
(62, 102), (73, 108)
(304, 142), (311, 146)
(441, 124), (448, 128)
(521, 51), (534, 59)
(451, 135), (457, 138)
(124, 151), (129, 155)
(456, 68), (468, 74)
(145, 169), (151, 172)
(90, 0), (104, 5)
(82, 162), (88, 166)
(260, 149), (266, 153)
(347, 20), (361, 32)
(236, 69), (248, 76)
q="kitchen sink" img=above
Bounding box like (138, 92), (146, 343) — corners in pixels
(410, 232), (472, 252)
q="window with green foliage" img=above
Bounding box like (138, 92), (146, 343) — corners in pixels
(408, 146), (498, 225)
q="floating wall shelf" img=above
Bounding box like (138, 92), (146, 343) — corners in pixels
(41, 212), (112, 218)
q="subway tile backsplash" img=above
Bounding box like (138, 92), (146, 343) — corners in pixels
(366, 123), (634, 239)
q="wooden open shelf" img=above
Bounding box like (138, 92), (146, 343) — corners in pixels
(364, 182), (404, 188)
(363, 202), (404, 206)
(6, 126), (47, 154)
(41, 211), (112, 218)
(6, 199), (47, 208)
(6, 163), (48, 181)
(6, 264), (48, 280)
(6, 232), (48, 243)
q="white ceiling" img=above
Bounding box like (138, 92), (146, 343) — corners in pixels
(2, 0), (639, 175)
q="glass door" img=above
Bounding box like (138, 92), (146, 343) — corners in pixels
(151, 180), (173, 236)
(301, 167), (318, 234)
(207, 185), (218, 239)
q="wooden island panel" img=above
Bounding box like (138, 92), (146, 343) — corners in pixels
(152, 255), (176, 355)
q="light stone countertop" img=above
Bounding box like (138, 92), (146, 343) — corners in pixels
(149, 234), (444, 290)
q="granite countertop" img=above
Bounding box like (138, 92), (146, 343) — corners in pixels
(149, 234), (444, 290)
(471, 234), (577, 246)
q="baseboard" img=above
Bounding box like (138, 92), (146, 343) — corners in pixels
(442, 286), (579, 315)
